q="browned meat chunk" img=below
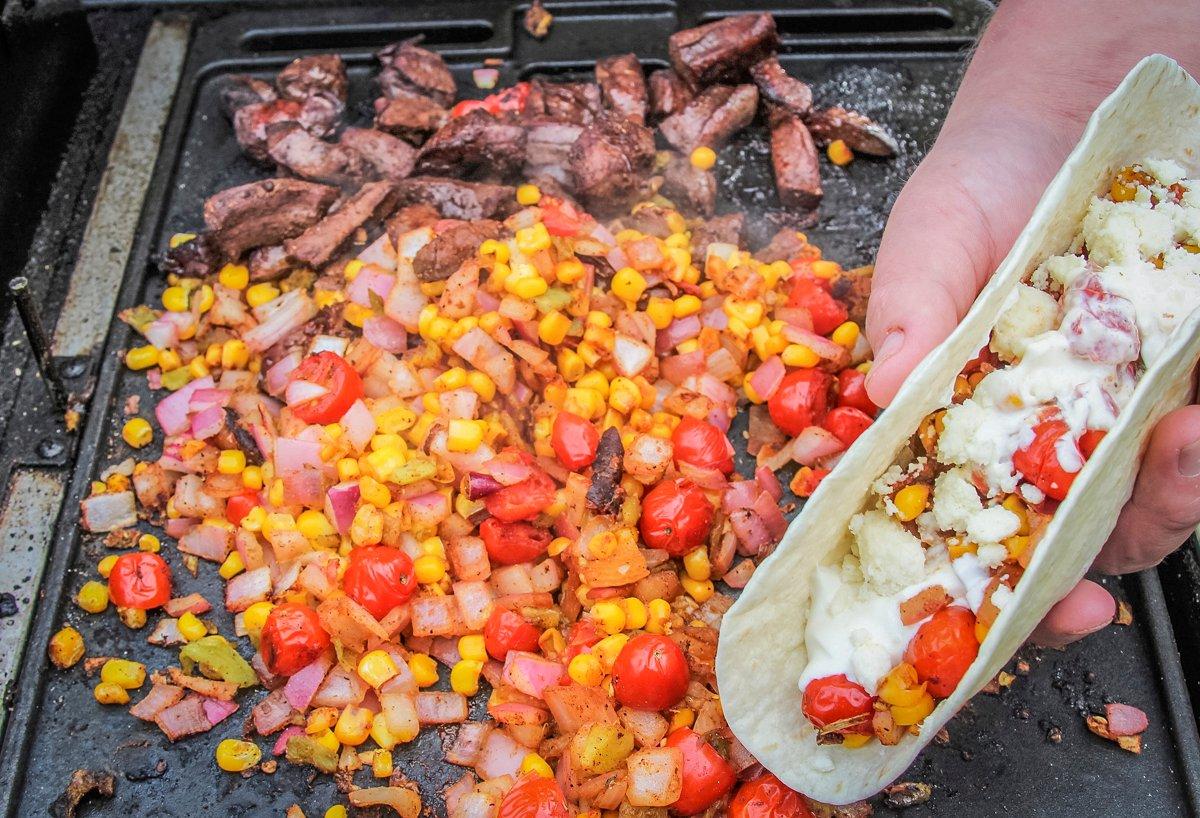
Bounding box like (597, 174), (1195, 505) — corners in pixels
(753, 227), (807, 263)
(413, 220), (503, 282)
(661, 154), (716, 216)
(770, 114), (822, 209)
(374, 89), (448, 144)
(750, 57), (812, 119)
(527, 80), (602, 125)
(668, 13), (779, 88)
(658, 84), (758, 154)
(620, 205), (674, 239)
(416, 110), (527, 178)
(339, 128), (417, 181)
(647, 69), (694, 123)
(569, 112), (655, 212)
(203, 178), (338, 259)
(394, 177), (517, 221)
(690, 213), (744, 256)
(160, 234), (221, 278)
(806, 106), (898, 157)
(266, 123), (369, 187)
(232, 99), (305, 162)
(249, 245), (292, 281)
(587, 427), (625, 514)
(220, 75), (276, 117)
(276, 54), (348, 111)
(51, 769), (115, 818)
(596, 54), (647, 124)
(523, 118), (584, 187)
(830, 266), (873, 326)
(264, 305), (347, 368)
(377, 39), (457, 108)
(284, 180), (397, 268)
(386, 203), (442, 245)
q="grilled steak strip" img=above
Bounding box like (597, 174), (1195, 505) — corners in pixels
(266, 123), (369, 188)
(805, 106), (899, 157)
(587, 427), (625, 514)
(596, 54), (648, 124)
(413, 220), (504, 282)
(284, 180), (398, 268)
(393, 177), (517, 221)
(339, 128), (417, 182)
(374, 89), (449, 145)
(668, 13), (779, 88)
(770, 113), (822, 209)
(750, 57), (813, 119)
(658, 84), (758, 154)
(377, 39), (457, 108)
(569, 112), (655, 212)
(416, 110), (528, 179)
(647, 69), (694, 124)
(203, 179), (339, 260)
(662, 154), (716, 216)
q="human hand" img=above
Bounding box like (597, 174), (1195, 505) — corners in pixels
(863, 0), (1200, 647)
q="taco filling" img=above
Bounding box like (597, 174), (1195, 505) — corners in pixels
(797, 159), (1200, 747)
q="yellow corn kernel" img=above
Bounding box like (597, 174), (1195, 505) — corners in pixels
(221, 339), (250, 370)
(97, 554), (119, 578)
(217, 263), (249, 291)
(325, 807), (349, 818)
(781, 343), (820, 368)
(335, 458), (359, 482)
(371, 748), (394, 779)
(245, 282), (279, 308)
(645, 297), (675, 330)
(414, 554), (447, 584)
(831, 321), (860, 347)
(215, 738), (261, 772)
(177, 611), (208, 642)
(243, 601), (274, 636)
(121, 417), (153, 448)
(77, 581), (109, 614)
(422, 536), (446, 559)
(893, 484), (930, 523)
(690, 146), (717, 170)
(125, 345), (159, 371)
(48, 626), (85, 669)
(188, 357), (210, 381)
(590, 600), (627, 635)
(268, 478), (286, 508)
(593, 633), (629, 672)
(516, 222), (552, 254)
(946, 537), (977, 559)
(451, 659), (483, 696)
(238, 505), (266, 533)
(161, 285), (188, 312)
(308, 708), (337, 735)
(568, 653), (604, 687)
(357, 650), (399, 689)
(458, 634), (487, 663)
(435, 367), (468, 392)
(169, 232), (196, 248)
(673, 294), (702, 318)
(644, 598), (672, 635)
(1004, 535), (1030, 560)
(576, 370), (610, 399)
(408, 653), (439, 688)
(313, 728), (340, 754)
(891, 692), (936, 726)
(357, 476), (390, 509)
(136, 533), (160, 553)
(539, 310), (572, 345)
(841, 733), (872, 749)
(810, 260), (840, 278)
(618, 597), (647, 631)
(520, 752), (554, 779)
(94, 681), (130, 705)
(681, 576), (714, 603)
(612, 267), (647, 303)
(447, 419), (485, 453)
(512, 274), (549, 300)
(216, 449), (246, 475)
(156, 349), (181, 372)
(236, 467), (262, 494)
(219, 550), (245, 580)
(101, 658), (146, 689)
(195, 284), (215, 313)
(335, 705), (374, 746)
(515, 183), (542, 206)
(683, 548), (712, 582)
(827, 139), (854, 166)
(543, 536), (570, 558)
(350, 505), (384, 546)
(556, 350), (585, 383)
(204, 342), (223, 367)
(555, 258), (586, 284)
(724, 298), (763, 327)
(467, 371), (496, 402)
(1001, 495), (1030, 535)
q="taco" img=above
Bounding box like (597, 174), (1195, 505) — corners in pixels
(716, 53), (1200, 804)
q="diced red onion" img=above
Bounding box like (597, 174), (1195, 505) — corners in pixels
(80, 492), (137, 533)
(677, 462), (728, 491)
(476, 458), (534, 487)
(752, 490), (789, 541)
(363, 315), (408, 353)
(155, 376), (214, 435)
(144, 316), (179, 350)
(755, 465), (783, 501)
(285, 378), (329, 407)
(660, 350), (705, 386)
(244, 289), (318, 353)
(284, 654), (332, 710)
(466, 472), (504, 499)
(346, 265), (395, 307)
(447, 722), (493, 766)
(775, 306), (813, 330)
(225, 566), (271, 612)
(274, 437), (323, 476)
(749, 355), (785, 401)
(723, 559), (756, 589)
(474, 289), (500, 312)
(265, 352), (302, 397)
(324, 482), (361, 535)
(790, 426), (845, 467)
(340, 399), (376, 452)
(475, 728), (526, 780)
(189, 388), (231, 414)
(722, 481), (759, 514)
(189, 405), (225, 440)
(655, 315), (702, 354)
(705, 347), (739, 382)
(782, 324), (846, 361)
(730, 510), (771, 555)
(165, 517), (197, 539)
(202, 697), (239, 726)
(273, 725), (304, 756)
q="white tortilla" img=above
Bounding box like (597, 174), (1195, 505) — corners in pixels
(716, 54), (1200, 804)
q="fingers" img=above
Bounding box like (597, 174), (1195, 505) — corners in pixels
(1030, 579), (1116, 648)
(1094, 404), (1200, 574)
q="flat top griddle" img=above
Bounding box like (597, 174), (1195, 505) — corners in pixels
(1, 2), (1198, 817)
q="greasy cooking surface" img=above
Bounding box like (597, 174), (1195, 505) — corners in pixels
(3, 3), (1197, 816)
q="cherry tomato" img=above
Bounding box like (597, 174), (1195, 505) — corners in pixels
(836, 368), (878, 417)
(731, 773), (814, 818)
(342, 545), (416, 620)
(801, 674), (873, 729)
(672, 417), (734, 474)
(564, 619), (603, 662)
(480, 517), (552, 565)
(483, 452), (557, 522)
(451, 82), (531, 119)
(484, 608), (542, 660)
(108, 552), (172, 610)
(904, 606), (979, 698)
(666, 728), (737, 815)
(822, 406), (874, 447)
(551, 411), (600, 470)
(225, 490), (261, 526)
(639, 479), (714, 557)
(260, 602), (331, 676)
(786, 275), (848, 336)
(497, 773), (570, 818)
(612, 633), (689, 711)
(540, 196), (590, 237)
(288, 351), (364, 425)
(1012, 415), (1080, 501)
(791, 466), (829, 498)
(1079, 428), (1106, 458)
(768, 370), (831, 437)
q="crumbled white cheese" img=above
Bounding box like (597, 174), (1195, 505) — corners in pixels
(849, 510), (926, 596)
(976, 542), (1009, 569)
(990, 583), (1014, 612)
(850, 631), (893, 694)
(1031, 254), (1087, 292)
(1018, 482), (1045, 504)
(1145, 158), (1186, 186)
(931, 468), (982, 533)
(1081, 198), (1175, 266)
(990, 284), (1060, 361)
(967, 505), (1021, 545)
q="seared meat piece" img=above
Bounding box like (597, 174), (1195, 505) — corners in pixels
(160, 233), (221, 278)
(394, 177), (517, 221)
(276, 54), (348, 110)
(595, 54), (647, 124)
(264, 305), (348, 369)
(587, 427), (625, 514)
(753, 227), (806, 263)
(339, 128), (417, 181)
(386, 203), (442, 246)
(413, 220), (503, 282)
(284, 180), (397, 268)
(690, 213), (744, 256)
(523, 118), (584, 187)
(569, 112), (655, 212)
(377, 39), (457, 108)
(249, 245), (291, 281)
(830, 266), (873, 327)
(232, 99), (304, 162)
(750, 57), (813, 119)
(220, 75), (276, 117)
(374, 89), (448, 144)
(647, 69), (694, 123)
(203, 178), (338, 259)
(661, 154), (716, 216)
(658, 84), (758, 154)
(266, 123), (369, 187)
(620, 205), (674, 239)
(806, 106), (898, 157)
(528, 79), (602, 125)
(770, 114), (822, 209)
(415, 110), (527, 178)
(669, 13), (778, 88)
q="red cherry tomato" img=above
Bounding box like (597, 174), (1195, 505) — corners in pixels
(540, 196), (590, 237)
(731, 773), (814, 818)
(1012, 415), (1081, 501)
(564, 619), (603, 662)
(551, 411), (600, 470)
(836, 368), (878, 417)
(497, 773), (570, 818)
(768, 370), (831, 437)
(108, 552), (172, 610)
(484, 608), (542, 660)
(904, 606), (979, 698)
(260, 603), (331, 676)
(225, 490), (261, 526)
(288, 351), (364, 425)
(483, 452), (557, 522)
(791, 466), (829, 498)
(342, 545), (416, 620)
(612, 633), (690, 711)
(801, 674), (874, 730)
(666, 728), (737, 815)
(672, 417), (734, 474)
(787, 275), (848, 336)
(822, 406), (874, 447)
(480, 517), (553, 565)
(1079, 428), (1106, 458)
(639, 479), (714, 557)
(451, 82), (531, 119)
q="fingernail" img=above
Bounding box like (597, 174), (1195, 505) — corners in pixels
(874, 329), (905, 364)
(1180, 438), (1200, 477)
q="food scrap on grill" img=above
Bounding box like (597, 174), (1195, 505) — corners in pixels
(523, 0), (554, 40)
(1086, 703), (1149, 754)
